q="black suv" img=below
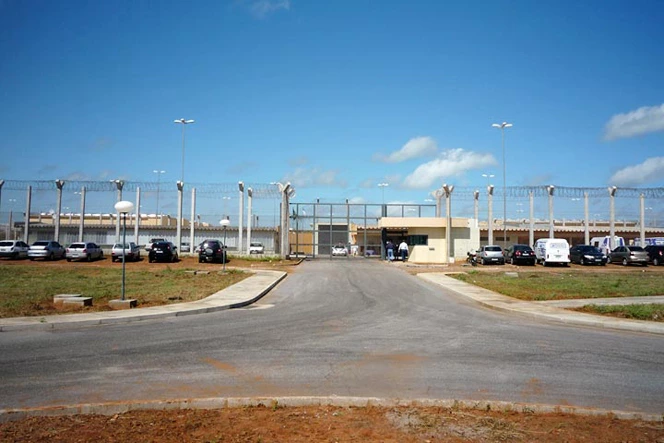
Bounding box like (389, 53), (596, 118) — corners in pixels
(504, 244), (536, 266)
(570, 244), (607, 266)
(198, 239), (227, 263)
(645, 245), (664, 266)
(148, 241), (179, 263)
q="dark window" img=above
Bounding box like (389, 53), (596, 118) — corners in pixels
(408, 235), (428, 246)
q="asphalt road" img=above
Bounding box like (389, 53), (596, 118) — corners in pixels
(1, 259), (662, 414)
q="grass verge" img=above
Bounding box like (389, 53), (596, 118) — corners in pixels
(450, 270), (664, 301)
(573, 304), (664, 322)
(0, 265), (248, 318)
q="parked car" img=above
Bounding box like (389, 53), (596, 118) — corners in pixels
(479, 245), (504, 265)
(198, 239), (227, 263)
(111, 242), (141, 262)
(645, 245), (664, 266)
(331, 243), (348, 256)
(181, 242), (191, 253)
(569, 244), (607, 266)
(28, 240), (66, 261)
(249, 242), (264, 254)
(608, 245), (648, 266)
(0, 240), (30, 259)
(504, 244), (536, 266)
(145, 238), (166, 252)
(66, 242), (104, 262)
(148, 241), (178, 263)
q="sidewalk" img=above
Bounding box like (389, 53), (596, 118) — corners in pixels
(418, 272), (664, 335)
(0, 270), (286, 332)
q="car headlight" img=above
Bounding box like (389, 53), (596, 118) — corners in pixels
(584, 255), (593, 259)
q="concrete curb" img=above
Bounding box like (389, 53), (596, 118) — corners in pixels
(0, 270), (287, 332)
(1, 396), (661, 423)
(418, 272), (664, 335)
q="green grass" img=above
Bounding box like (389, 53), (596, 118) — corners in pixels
(574, 304), (664, 322)
(0, 265), (248, 318)
(451, 271), (664, 301)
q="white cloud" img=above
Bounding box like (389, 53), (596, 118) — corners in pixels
(402, 149), (497, 189)
(609, 157), (664, 186)
(283, 167), (347, 188)
(374, 136), (438, 163)
(604, 104), (664, 140)
(250, 0), (290, 18)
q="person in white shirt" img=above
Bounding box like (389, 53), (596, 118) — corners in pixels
(398, 240), (409, 261)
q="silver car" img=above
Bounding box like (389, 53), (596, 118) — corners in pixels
(0, 240), (30, 259)
(66, 242), (104, 262)
(111, 242), (141, 262)
(479, 245), (505, 265)
(28, 240), (66, 261)
(608, 245), (648, 266)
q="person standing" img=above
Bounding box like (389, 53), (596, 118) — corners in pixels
(386, 240), (395, 261)
(398, 239), (409, 261)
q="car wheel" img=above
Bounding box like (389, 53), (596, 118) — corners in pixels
(643, 263), (648, 267)
(86, 254), (92, 262)
(510, 258), (515, 265)
(654, 258), (660, 266)
(622, 258), (628, 266)
(29, 257), (35, 261)
(66, 258), (72, 262)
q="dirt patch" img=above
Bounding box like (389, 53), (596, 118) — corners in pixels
(2, 405), (662, 442)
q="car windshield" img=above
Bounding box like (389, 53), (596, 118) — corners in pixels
(251, 243), (262, 247)
(629, 246), (645, 251)
(578, 246), (598, 253)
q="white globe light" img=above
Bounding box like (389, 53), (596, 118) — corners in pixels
(114, 201), (134, 213)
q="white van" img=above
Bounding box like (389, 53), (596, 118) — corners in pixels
(534, 238), (570, 266)
(589, 236), (625, 256)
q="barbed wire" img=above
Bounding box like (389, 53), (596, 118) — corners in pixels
(2, 180), (664, 199)
(0, 180), (282, 198)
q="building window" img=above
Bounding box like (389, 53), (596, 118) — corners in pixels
(408, 235), (428, 245)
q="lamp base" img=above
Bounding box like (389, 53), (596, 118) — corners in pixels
(109, 299), (138, 310)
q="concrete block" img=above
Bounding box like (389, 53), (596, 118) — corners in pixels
(504, 272), (519, 278)
(62, 297), (93, 307)
(53, 294), (83, 306)
(109, 299), (138, 310)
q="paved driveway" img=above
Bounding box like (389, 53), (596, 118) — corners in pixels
(0, 259), (662, 414)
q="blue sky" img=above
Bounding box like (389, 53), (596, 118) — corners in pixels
(1, 0), (663, 214)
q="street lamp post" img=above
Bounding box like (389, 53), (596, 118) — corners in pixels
(153, 170), (165, 219)
(378, 183), (388, 217)
(492, 121), (512, 248)
(482, 173), (494, 188)
(114, 200), (134, 301)
(220, 218), (230, 272)
(173, 119), (195, 184)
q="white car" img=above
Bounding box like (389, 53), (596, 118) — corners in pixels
(331, 244), (348, 256)
(249, 242), (264, 254)
(0, 240), (30, 259)
(66, 242), (104, 262)
(111, 242), (141, 262)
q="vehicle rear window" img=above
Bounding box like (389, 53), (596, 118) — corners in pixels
(630, 246), (645, 251)
(33, 241), (49, 246)
(69, 243), (85, 248)
(485, 246), (501, 251)
(550, 242), (567, 249)
(0, 241), (13, 247)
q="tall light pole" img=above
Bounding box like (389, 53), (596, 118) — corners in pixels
(377, 183), (389, 204)
(220, 218), (230, 272)
(114, 200), (134, 301)
(173, 119), (195, 183)
(153, 170), (165, 218)
(482, 173), (494, 188)
(492, 121), (512, 248)
(378, 183), (388, 218)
